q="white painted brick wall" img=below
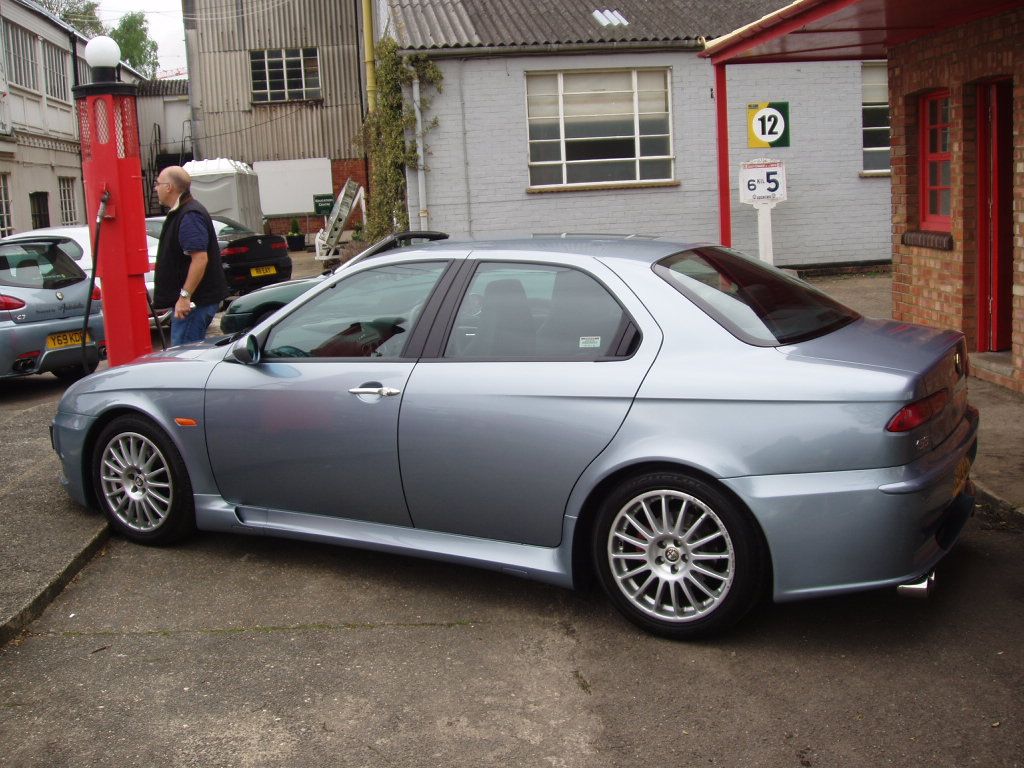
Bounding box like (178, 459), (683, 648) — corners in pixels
(407, 54), (891, 267)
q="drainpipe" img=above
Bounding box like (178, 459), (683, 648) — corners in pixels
(362, 0), (377, 111)
(412, 75), (429, 229)
(714, 62), (732, 246)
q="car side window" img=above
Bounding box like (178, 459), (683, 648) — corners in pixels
(444, 263), (628, 360)
(264, 261), (447, 359)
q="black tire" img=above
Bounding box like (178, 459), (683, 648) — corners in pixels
(592, 471), (765, 639)
(53, 359), (98, 382)
(91, 415), (195, 545)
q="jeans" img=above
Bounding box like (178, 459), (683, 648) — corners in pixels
(170, 301), (219, 346)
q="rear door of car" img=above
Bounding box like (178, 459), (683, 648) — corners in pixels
(398, 253), (661, 547)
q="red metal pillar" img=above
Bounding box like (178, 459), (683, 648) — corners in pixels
(73, 50), (151, 367)
(714, 63), (732, 247)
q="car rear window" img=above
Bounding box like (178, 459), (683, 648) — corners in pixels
(0, 242), (86, 289)
(654, 247), (859, 346)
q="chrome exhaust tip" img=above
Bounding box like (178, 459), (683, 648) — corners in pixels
(897, 571), (935, 598)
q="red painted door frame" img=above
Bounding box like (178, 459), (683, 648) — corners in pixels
(976, 79), (1013, 352)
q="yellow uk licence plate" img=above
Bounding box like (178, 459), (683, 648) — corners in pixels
(46, 330), (90, 349)
(952, 455), (972, 498)
(250, 265), (277, 277)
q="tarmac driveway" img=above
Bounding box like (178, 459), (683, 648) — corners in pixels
(1, 508), (1022, 767)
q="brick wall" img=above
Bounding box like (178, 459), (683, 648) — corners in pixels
(889, 9), (1024, 392)
(263, 157), (368, 236)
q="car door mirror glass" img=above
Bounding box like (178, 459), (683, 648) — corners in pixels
(231, 334), (261, 365)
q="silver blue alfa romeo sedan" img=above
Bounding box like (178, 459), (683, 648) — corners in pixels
(51, 237), (978, 638)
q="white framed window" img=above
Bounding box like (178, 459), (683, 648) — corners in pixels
(58, 177), (78, 225)
(526, 69), (673, 188)
(0, 174), (13, 237)
(3, 20), (38, 91)
(249, 48), (321, 103)
(76, 56), (92, 86)
(862, 62), (890, 172)
(43, 41), (70, 101)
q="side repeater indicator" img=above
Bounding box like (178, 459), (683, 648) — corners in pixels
(174, 418), (199, 427)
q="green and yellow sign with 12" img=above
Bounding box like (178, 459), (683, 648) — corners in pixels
(748, 102), (790, 148)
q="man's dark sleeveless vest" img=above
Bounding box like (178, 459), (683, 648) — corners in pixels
(153, 196), (230, 309)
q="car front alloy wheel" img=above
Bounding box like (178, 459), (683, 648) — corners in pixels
(92, 415), (195, 544)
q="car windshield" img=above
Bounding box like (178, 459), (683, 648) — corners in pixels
(145, 219), (164, 239)
(0, 242), (86, 289)
(654, 247), (860, 346)
(212, 217), (253, 236)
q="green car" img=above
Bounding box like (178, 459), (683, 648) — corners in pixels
(219, 231), (448, 334)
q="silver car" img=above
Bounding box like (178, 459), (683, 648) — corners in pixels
(0, 225), (159, 300)
(51, 238), (978, 638)
(1, 238), (105, 380)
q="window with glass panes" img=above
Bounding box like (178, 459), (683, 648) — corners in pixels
(0, 174), (13, 237)
(250, 48), (321, 103)
(3, 20), (38, 91)
(43, 41), (70, 101)
(861, 63), (889, 171)
(920, 91), (951, 230)
(58, 177), (78, 225)
(526, 69), (673, 187)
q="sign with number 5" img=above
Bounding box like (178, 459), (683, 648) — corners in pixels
(739, 159), (787, 205)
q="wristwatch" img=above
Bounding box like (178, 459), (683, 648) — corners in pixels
(179, 288), (191, 299)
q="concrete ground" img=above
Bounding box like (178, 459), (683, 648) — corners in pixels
(0, 262), (1022, 766)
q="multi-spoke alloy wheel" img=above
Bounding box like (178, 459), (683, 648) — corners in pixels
(92, 416), (195, 544)
(608, 490), (735, 622)
(593, 472), (764, 639)
(99, 431), (173, 532)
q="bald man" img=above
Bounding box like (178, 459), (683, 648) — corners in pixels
(152, 166), (229, 345)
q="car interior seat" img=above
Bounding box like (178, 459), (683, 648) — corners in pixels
(18, 258), (43, 287)
(465, 278), (535, 357)
(537, 269), (622, 358)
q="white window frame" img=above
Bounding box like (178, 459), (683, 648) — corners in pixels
(58, 177), (78, 225)
(861, 62), (890, 173)
(3, 20), (39, 92)
(526, 68), (674, 189)
(43, 40), (70, 101)
(249, 48), (322, 103)
(0, 174), (13, 237)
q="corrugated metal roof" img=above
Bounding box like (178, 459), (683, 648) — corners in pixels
(136, 79), (189, 97)
(387, 0), (795, 51)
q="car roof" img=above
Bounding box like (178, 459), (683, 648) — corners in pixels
(1, 225), (89, 240)
(397, 236), (699, 265)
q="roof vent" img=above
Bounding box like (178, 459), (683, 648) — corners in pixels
(592, 9), (629, 27)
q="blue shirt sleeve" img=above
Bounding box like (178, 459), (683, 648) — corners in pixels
(178, 212), (209, 253)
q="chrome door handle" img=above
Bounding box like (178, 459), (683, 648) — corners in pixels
(348, 386), (402, 397)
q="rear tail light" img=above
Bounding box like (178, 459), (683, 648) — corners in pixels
(221, 245), (250, 257)
(0, 295), (26, 311)
(886, 389), (949, 432)
(270, 241), (289, 250)
(91, 286), (102, 301)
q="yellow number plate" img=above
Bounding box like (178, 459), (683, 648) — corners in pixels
(46, 330), (90, 349)
(952, 455), (972, 498)
(250, 265), (277, 277)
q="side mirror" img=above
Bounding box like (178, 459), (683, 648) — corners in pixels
(231, 334), (261, 365)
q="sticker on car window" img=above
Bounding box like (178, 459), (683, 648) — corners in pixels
(579, 336), (601, 349)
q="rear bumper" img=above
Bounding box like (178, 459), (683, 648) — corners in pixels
(723, 406), (980, 602)
(223, 257), (293, 295)
(1, 314), (105, 378)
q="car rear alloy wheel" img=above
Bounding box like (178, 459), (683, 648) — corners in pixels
(92, 416), (195, 544)
(594, 472), (764, 639)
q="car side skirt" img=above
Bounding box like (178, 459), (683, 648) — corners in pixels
(194, 495), (578, 589)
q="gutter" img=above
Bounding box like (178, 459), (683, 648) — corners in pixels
(399, 40), (703, 60)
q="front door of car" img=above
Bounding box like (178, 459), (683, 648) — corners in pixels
(398, 258), (661, 547)
(205, 260), (452, 526)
